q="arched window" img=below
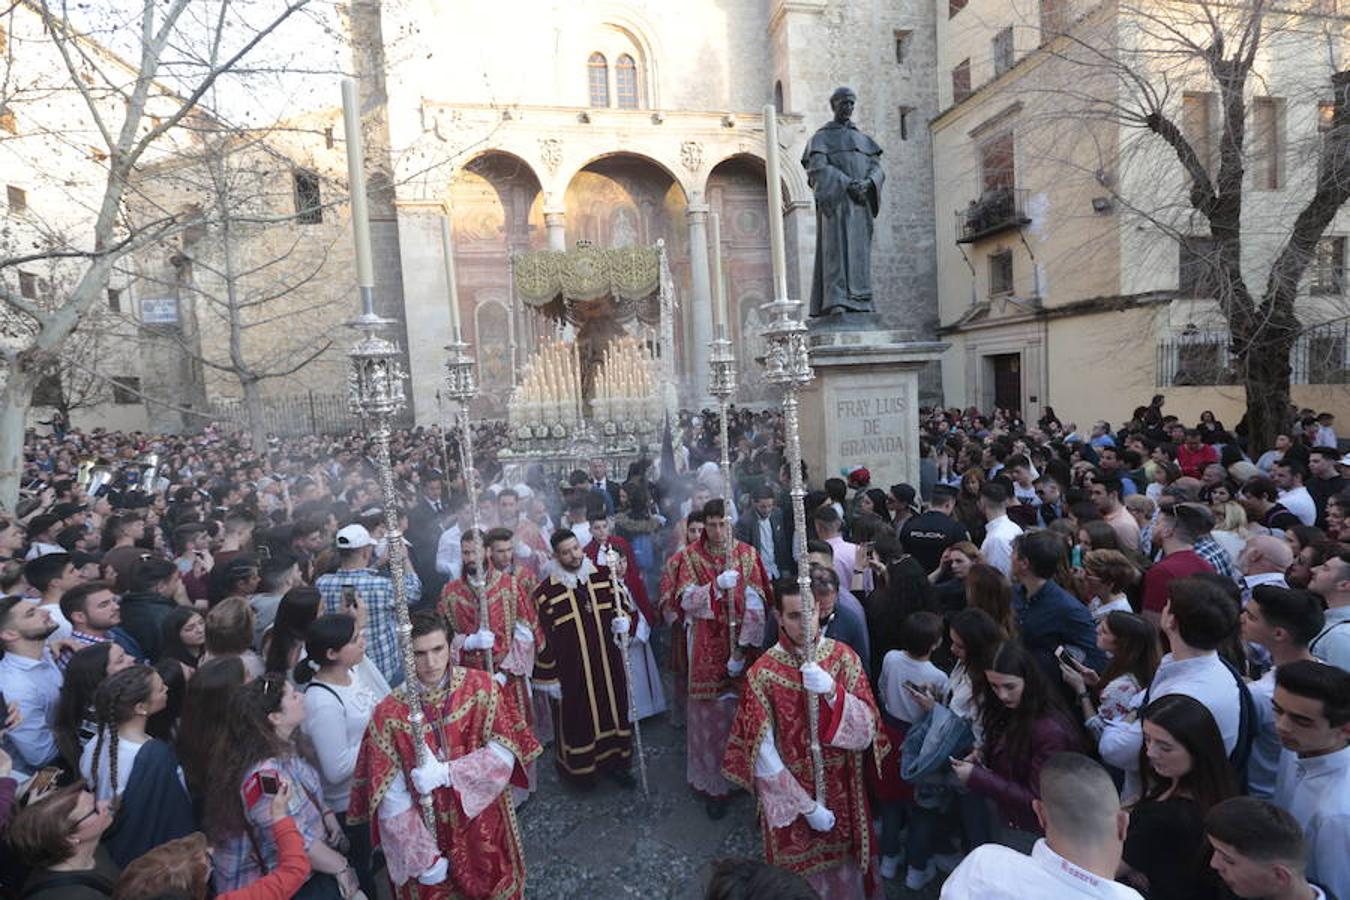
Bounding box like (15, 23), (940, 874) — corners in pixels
(615, 54), (639, 109)
(588, 53), (609, 108)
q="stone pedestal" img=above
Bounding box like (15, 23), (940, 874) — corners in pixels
(799, 326), (947, 492)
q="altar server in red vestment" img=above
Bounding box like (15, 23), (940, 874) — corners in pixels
(348, 610), (541, 899)
(673, 498), (771, 819)
(722, 577), (888, 899)
(531, 529), (635, 787)
(439, 527), (543, 801)
(659, 510), (706, 726)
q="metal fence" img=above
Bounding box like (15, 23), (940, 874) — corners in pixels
(1156, 320), (1349, 387)
(203, 391), (361, 436)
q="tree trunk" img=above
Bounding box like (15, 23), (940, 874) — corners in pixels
(1241, 335), (1293, 456)
(0, 368), (37, 512)
(242, 378), (266, 454)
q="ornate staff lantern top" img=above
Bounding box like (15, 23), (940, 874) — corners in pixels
(347, 316), (408, 420)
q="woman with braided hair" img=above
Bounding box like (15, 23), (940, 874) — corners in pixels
(54, 642), (135, 772)
(78, 664), (195, 866)
(205, 674), (362, 899)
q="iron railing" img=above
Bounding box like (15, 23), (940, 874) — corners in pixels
(1156, 320), (1349, 387)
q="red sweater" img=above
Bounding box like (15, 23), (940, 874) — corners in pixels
(1176, 443), (1219, 479)
(218, 818), (311, 900)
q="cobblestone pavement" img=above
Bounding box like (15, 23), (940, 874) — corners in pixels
(516, 714), (947, 899)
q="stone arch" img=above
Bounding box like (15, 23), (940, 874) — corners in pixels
(447, 151), (546, 413)
(561, 152), (691, 392)
(701, 149), (808, 207)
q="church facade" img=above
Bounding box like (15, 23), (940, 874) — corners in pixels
(348, 0), (941, 420)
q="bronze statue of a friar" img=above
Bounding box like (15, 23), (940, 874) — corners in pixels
(801, 87), (884, 317)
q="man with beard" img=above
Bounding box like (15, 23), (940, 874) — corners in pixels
(722, 578), (887, 899)
(531, 529), (635, 787)
(349, 610), (541, 899)
(439, 528), (542, 800)
(672, 498), (771, 818)
(496, 489), (550, 581)
(0, 597), (62, 776)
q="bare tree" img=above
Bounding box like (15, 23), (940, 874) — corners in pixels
(1023, 0), (1350, 450)
(0, 0), (319, 509)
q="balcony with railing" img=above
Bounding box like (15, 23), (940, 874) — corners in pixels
(955, 187), (1032, 243)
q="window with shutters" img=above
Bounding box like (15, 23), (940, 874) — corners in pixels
(1310, 237), (1345, 296)
(952, 59), (972, 104)
(1250, 97), (1284, 190)
(993, 27), (1014, 76)
(293, 170), (322, 224)
(989, 250), (1014, 296)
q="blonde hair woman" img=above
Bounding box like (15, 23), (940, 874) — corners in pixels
(1210, 500), (1250, 563)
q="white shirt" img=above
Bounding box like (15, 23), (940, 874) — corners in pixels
(879, 651), (948, 725)
(434, 523), (463, 579)
(1088, 594), (1132, 622)
(0, 649), (62, 776)
(941, 839), (1144, 899)
(1247, 666), (1280, 799)
(301, 660), (390, 812)
(981, 514), (1023, 577)
(1279, 485), (1317, 526)
(1310, 605), (1350, 671)
(755, 515), (779, 580)
(1099, 651), (1241, 778)
(1274, 744), (1350, 900)
(36, 601), (73, 642)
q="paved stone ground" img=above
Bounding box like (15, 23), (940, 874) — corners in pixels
(517, 713), (948, 899)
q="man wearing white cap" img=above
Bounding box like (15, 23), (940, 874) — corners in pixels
(316, 523), (422, 687)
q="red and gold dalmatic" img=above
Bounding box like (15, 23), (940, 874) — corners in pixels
(673, 536), (771, 700)
(530, 565), (632, 780)
(722, 638), (889, 899)
(439, 570), (542, 726)
(348, 667), (542, 900)
(658, 543), (694, 695)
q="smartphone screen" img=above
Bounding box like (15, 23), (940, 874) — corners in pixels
(342, 586), (358, 610)
(258, 771), (279, 795)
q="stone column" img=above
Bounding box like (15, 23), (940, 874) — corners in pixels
(544, 208), (567, 251)
(686, 203), (713, 406)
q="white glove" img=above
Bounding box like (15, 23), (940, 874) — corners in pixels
(804, 803), (836, 832)
(417, 856), (450, 885)
(716, 569), (739, 591)
(800, 662), (835, 696)
(634, 616), (651, 644)
(537, 681), (562, 700)
(410, 758), (452, 795)
(493, 671), (507, 687)
(513, 621), (534, 644)
(515, 542), (533, 559)
(611, 616), (631, 636)
(726, 655), (746, 678)
(465, 629), (495, 651)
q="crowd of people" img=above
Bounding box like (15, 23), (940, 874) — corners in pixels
(0, 392), (1343, 899)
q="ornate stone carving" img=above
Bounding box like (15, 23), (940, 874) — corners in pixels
(539, 138), (563, 175)
(679, 140), (703, 173)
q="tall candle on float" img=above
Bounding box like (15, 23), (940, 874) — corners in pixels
(710, 212), (727, 334)
(763, 104), (790, 304)
(341, 79), (375, 308)
(440, 216), (461, 339)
